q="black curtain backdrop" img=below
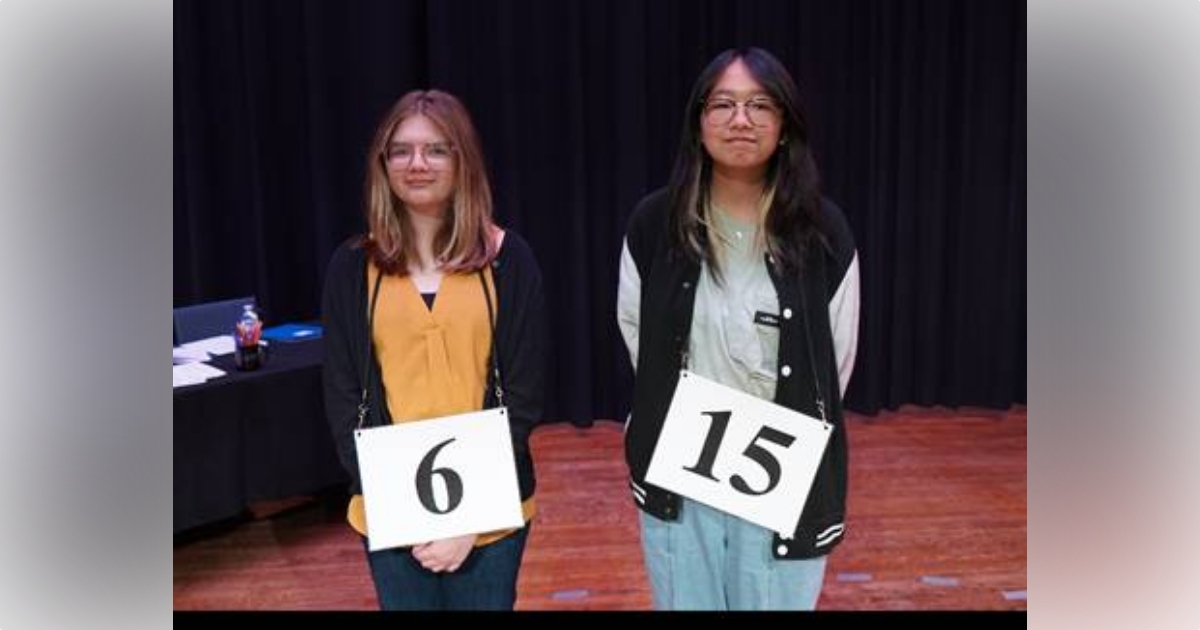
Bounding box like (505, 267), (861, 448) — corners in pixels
(175, 0), (1026, 421)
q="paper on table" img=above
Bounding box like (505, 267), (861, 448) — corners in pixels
(173, 346), (211, 364)
(180, 335), (235, 357)
(173, 362), (227, 388)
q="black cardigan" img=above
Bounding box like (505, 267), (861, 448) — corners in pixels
(320, 231), (546, 500)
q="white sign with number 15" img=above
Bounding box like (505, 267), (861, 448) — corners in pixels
(646, 370), (831, 536)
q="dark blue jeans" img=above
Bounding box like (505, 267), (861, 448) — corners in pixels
(363, 526), (530, 611)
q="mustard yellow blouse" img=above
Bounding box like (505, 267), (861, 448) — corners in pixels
(348, 263), (535, 546)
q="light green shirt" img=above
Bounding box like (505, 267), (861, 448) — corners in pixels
(688, 204), (780, 402)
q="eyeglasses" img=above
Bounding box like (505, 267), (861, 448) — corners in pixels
(382, 142), (456, 170)
(701, 97), (781, 127)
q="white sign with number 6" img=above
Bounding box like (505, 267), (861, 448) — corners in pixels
(646, 370), (832, 536)
(354, 407), (524, 552)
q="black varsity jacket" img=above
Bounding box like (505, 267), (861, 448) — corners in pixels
(617, 188), (860, 559)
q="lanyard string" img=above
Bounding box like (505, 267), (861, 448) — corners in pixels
(356, 269), (385, 430)
(478, 269), (505, 408)
(795, 277), (828, 425)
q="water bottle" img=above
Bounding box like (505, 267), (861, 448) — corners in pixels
(234, 304), (264, 371)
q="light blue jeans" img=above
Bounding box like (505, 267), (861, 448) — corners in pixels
(638, 498), (827, 610)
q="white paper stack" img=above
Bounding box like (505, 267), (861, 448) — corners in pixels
(172, 362), (227, 388)
(178, 335), (236, 357)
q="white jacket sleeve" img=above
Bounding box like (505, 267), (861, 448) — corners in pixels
(616, 238), (641, 370)
(829, 252), (861, 396)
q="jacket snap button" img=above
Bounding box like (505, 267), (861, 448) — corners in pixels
(783, 308), (793, 319)
(781, 365), (792, 377)
(776, 544), (788, 555)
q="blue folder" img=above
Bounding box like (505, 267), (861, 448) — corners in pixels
(261, 323), (323, 342)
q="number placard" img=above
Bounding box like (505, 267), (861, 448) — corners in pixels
(645, 370), (831, 536)
(354, 408), (524, 552)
